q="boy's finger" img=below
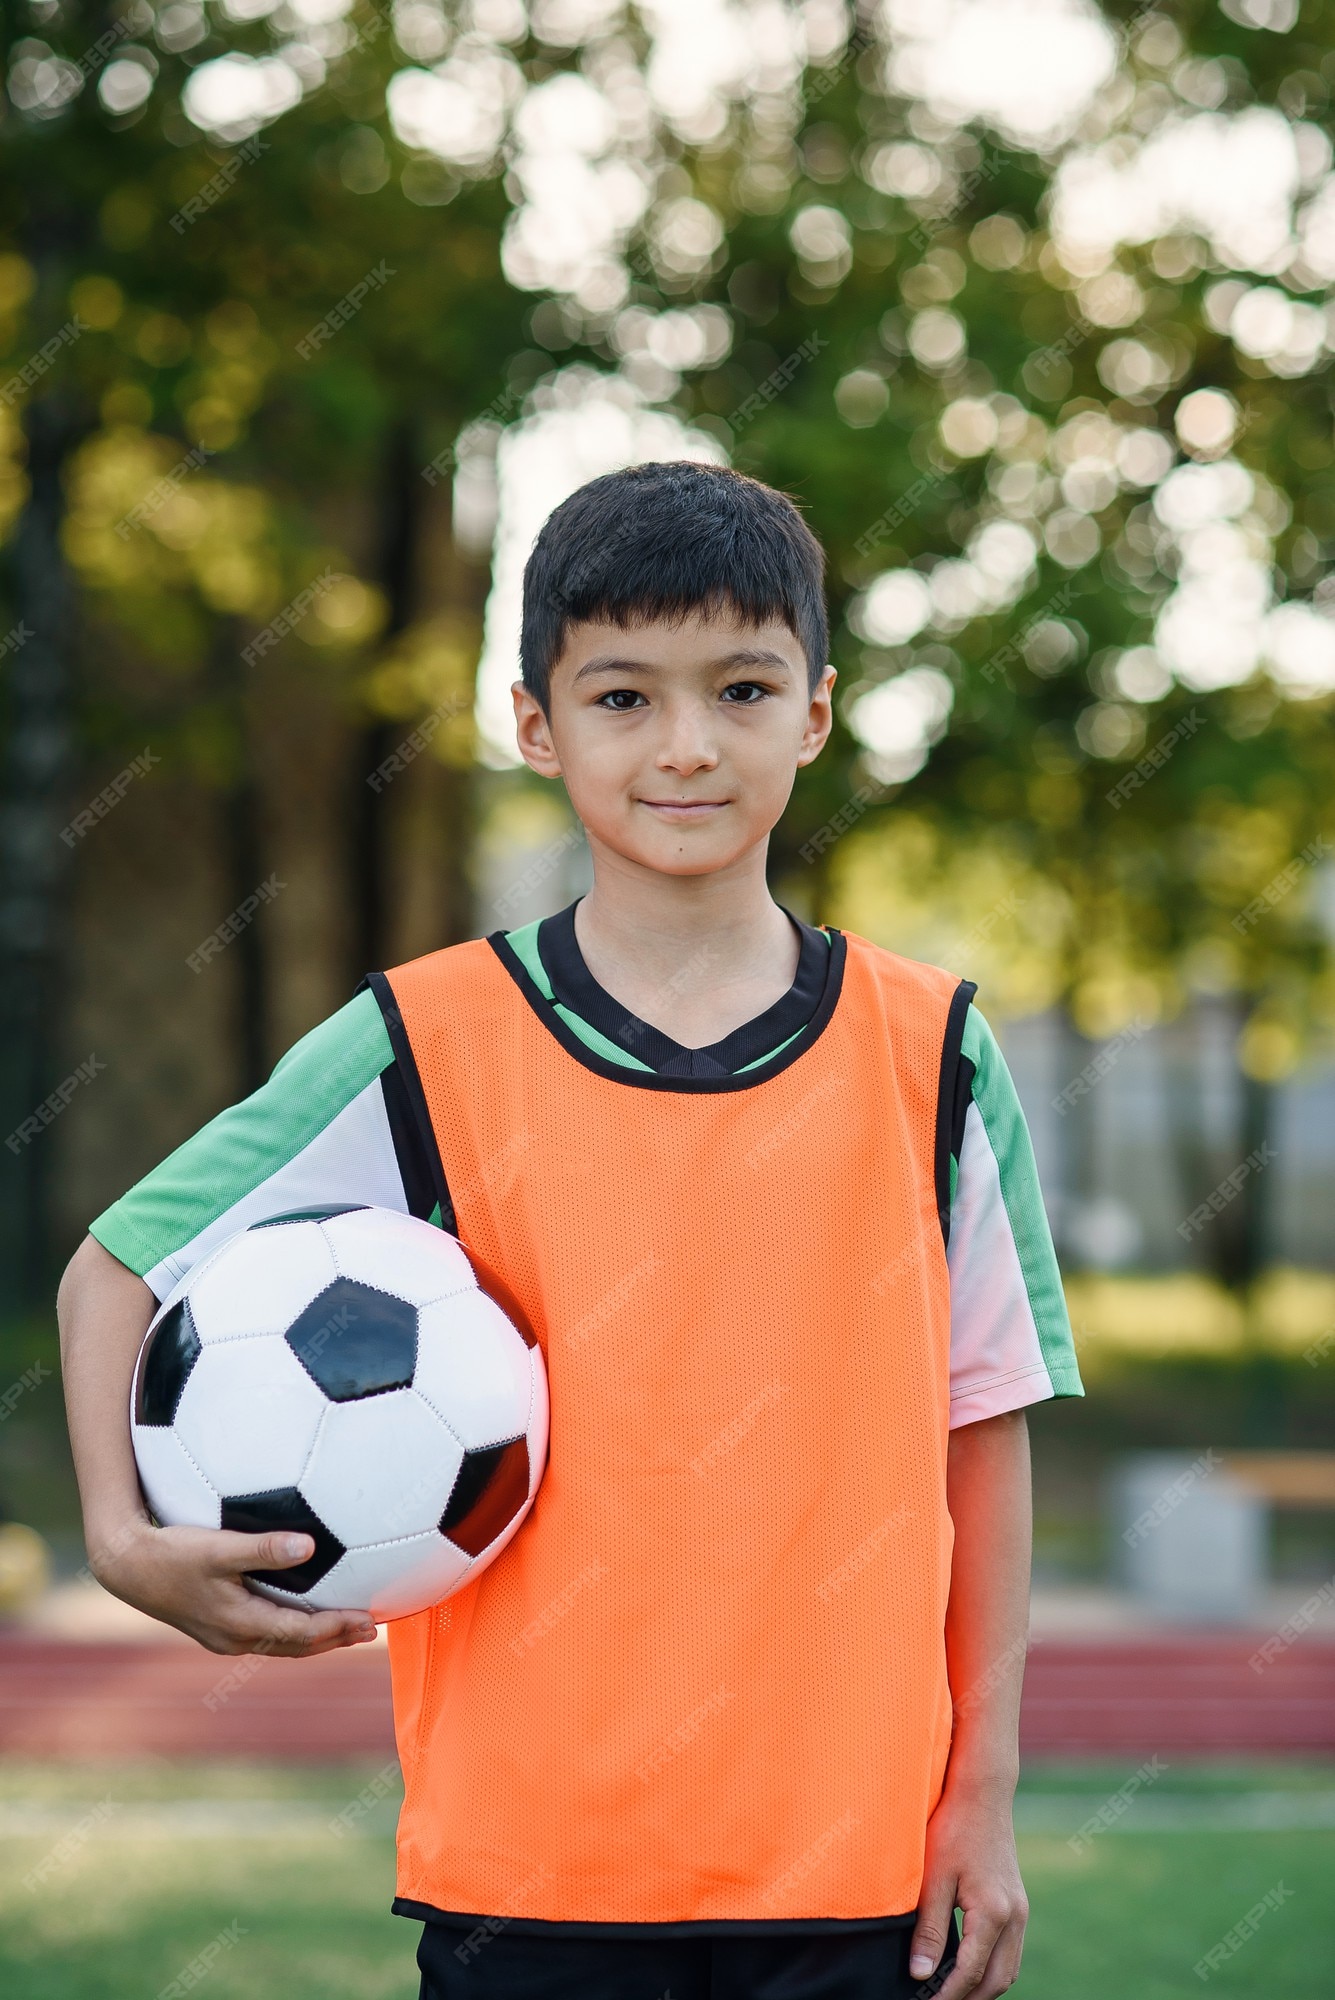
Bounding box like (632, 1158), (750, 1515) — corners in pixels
(908, 1885), (958, 1982)
(210, 1528), (316, 1574)
(929, 1907), (1004, 2000)
(221, 1604), (377, 1655)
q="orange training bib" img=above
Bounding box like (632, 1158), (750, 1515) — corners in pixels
(377, 925), (968, 1931)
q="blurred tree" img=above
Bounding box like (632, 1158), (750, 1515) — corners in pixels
(0, 0), (541, 1295)
(605, 0), (1335, 1284)
(4, 0), (1335, 1305)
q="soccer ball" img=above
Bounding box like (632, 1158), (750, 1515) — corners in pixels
(129, 1205), (548, 1620)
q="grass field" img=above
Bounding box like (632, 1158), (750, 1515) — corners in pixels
(1, 1759), (1331, 1999)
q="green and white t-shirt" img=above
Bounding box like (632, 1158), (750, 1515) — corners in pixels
(91, 901), (1083, 1428)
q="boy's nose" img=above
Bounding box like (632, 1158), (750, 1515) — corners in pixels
(653, 706), (720, 774)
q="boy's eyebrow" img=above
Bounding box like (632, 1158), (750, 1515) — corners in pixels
(571, 647), (795, 684)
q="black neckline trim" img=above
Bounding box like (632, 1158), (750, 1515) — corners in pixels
(487, 925), (848, 1093)
(537, 897), (831, 1077)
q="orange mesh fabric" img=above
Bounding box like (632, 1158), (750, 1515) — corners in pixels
(383, 930), (960, 1925)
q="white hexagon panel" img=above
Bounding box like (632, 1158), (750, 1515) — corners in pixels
(132, 1424), (221, 1531)
(174, 1334), (328, 1497)
(187, 1220), (338, 1344)
(298, 1389), (466, 1548)
(318, 1206), (479, 1308)
(413, 1288), (535, 1450)
(269, 1530), (473, 1619)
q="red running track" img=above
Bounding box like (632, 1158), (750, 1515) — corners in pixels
(0, 1634), (1330, 1761)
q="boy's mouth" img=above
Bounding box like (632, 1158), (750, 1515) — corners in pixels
(638, 800), (728, 819)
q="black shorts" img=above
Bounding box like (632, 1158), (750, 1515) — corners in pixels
(416, 1914), (962, 2000)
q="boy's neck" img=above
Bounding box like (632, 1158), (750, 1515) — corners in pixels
(569, 842), (803, 1051)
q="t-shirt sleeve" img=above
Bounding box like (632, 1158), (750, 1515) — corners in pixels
(945, 1002), (1084, 1428)
(87, 989), (432, 1302)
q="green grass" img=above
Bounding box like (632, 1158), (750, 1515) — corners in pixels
(0, 1760), (1332, 1998)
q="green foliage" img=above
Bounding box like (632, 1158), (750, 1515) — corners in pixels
(2, 0), (1334, 1059)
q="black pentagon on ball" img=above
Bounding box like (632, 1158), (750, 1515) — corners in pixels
(249, 1205), (370, 1228)
(221, 1489), (345, 1593)
(135, 1300), (201, 1427)
(440, 1436), (530, 1558)
(284, 1277), (418, 1401)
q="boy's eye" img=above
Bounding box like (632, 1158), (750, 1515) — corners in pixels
(721, 681), (772, 704)
(595, 688), (647, 710)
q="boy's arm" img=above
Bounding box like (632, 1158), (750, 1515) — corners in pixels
(58, 1232), (379, 1660)
(909, 1408), (1031, 2000)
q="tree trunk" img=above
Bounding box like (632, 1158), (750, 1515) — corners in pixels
(349, 416), (483, 985)
(207, 615), (270, 1098)
(0, 397), (81, 1307)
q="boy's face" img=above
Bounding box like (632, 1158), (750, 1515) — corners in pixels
(512, 611), (835, 879)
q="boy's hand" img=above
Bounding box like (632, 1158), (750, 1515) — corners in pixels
(908, 1782), (1027, 1999)
(91, 1517), (379, 1658)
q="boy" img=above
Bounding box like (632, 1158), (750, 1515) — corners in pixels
(58, 461), (1082, 2000)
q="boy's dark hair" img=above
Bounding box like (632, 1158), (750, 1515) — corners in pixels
(519, 461), (828, 716)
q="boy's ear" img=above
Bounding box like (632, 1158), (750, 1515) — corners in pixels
(512, 680), (563, 779)
(796, 663), (836, 769)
